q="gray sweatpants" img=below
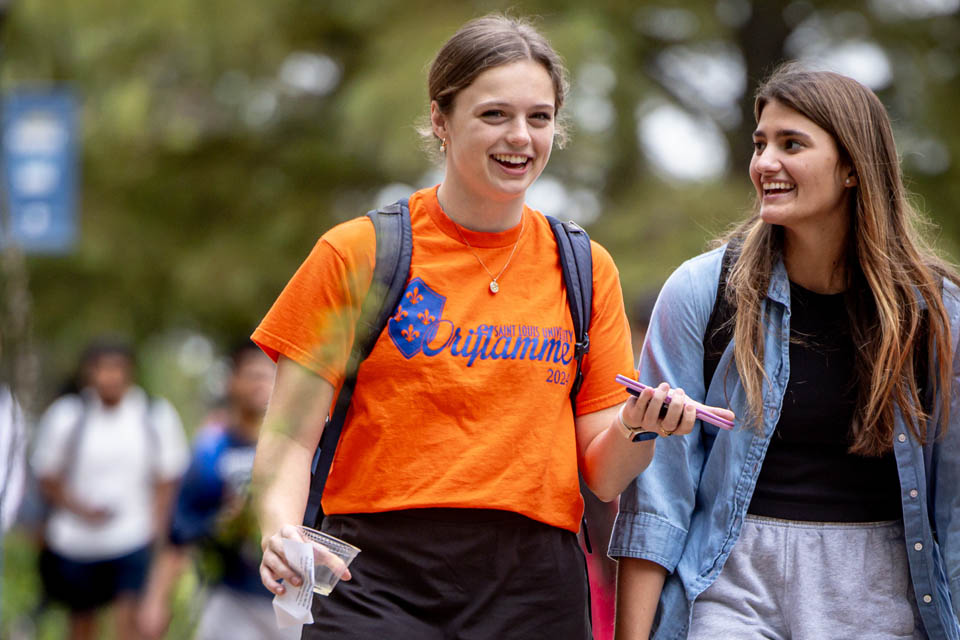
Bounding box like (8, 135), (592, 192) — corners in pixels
(688, 515), (926, 640)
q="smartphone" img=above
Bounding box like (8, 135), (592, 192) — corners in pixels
(615, 374), (734, 430)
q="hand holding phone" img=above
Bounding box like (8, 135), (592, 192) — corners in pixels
(615, 375), (734, 430)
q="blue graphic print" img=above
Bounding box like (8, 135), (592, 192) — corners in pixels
(386, 277), (577, 369)
(387, 277), (447, 359)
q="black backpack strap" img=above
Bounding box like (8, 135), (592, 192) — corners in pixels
(303, 199), (412, 528)
(702, 242), (740, 390)
(547, 216), (595, 553)
(546, 216), (593, 413)
(914, 279), (941, 417)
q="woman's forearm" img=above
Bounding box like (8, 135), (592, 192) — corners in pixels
(615, 557), (668, 640)
(252, 429), (315, 544)
(579, 405), (655, 501)
(579, 386), (700, 501)
(252, 356), (336, 544)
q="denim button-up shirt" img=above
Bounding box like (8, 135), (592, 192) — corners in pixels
(610, 246), (960, 640)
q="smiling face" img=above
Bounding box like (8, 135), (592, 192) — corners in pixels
(431, 59), (556, 207)
(750, 99), (856, 235)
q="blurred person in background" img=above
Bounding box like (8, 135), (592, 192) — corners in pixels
(612, 64), (960, 640)
(251, 14), (732, 639)
(138, 342), (298, 640)
(0, 384), (27, 536)
(30, 338), (188, 640)
(1, 336), (28, 621)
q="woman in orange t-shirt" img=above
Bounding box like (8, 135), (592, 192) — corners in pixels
(251, 14), (734, 638)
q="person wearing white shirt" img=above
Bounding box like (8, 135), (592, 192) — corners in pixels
(1, 385), (26, 533)
(31, 340), (188, 640)
(1, 380), (27, 628)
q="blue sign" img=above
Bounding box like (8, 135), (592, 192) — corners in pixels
(1, 90), (78, 253)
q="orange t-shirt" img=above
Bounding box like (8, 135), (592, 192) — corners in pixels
(252, 186), (634, 533)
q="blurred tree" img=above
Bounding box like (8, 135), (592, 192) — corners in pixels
(0, 0), (957, 398)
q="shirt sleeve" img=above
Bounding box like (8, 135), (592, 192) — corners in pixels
(608, 251), (721, 570)
(573, 241), (636, 416)
(251, 217), (376, 388)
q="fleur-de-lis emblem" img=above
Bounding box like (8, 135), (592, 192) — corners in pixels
(388, 278), (446, 360)
(401, 324), (420, 343)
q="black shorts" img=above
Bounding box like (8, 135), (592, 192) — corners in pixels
(304, 508), (591, 640)
(39, 545), (151, 612)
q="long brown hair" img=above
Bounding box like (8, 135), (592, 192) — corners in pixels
(724, 62), (958, 455)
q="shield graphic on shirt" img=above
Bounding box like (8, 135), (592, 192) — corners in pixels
(387, 277), (446, 359)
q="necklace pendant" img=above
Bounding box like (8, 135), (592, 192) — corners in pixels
(489, 280), (499, 294)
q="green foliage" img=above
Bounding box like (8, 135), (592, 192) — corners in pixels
(1, 529), (200, 639)
(0, 0), (958, 394)
(2, 0), (959, 633)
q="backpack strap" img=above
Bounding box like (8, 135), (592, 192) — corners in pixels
(702, 242), (740, 390)
(60, 393), (160, 482)
(546, 216), (593, 413)
(546, 216), (596, 553)
(303, 199), (412, 528)
(59, 395), (89, 482)
(143, 396), (162, 479)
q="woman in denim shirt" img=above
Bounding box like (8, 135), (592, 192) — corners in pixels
(611, 63), (960, 640)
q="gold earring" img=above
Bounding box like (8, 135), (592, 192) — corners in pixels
(440, 138), (447, 153)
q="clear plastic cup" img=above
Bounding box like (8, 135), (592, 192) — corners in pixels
(296, 525), (361, 596)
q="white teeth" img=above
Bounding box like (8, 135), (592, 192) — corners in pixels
(763, 181), (795, 191)
(493, 154), (529, 164)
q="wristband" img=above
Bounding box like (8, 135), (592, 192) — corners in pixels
(617, 404), (658, 442)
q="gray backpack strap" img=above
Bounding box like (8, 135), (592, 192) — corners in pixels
(59, 395), (89, 482)
(61, 393), (159, 481)
(546, 216), (597, 553)
(303, 199), (412, 528)
(143, 396), (162, 478)
(546, 216), (593, 413)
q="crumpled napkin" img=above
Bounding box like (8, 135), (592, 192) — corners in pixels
(273, 538), (315, 630)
